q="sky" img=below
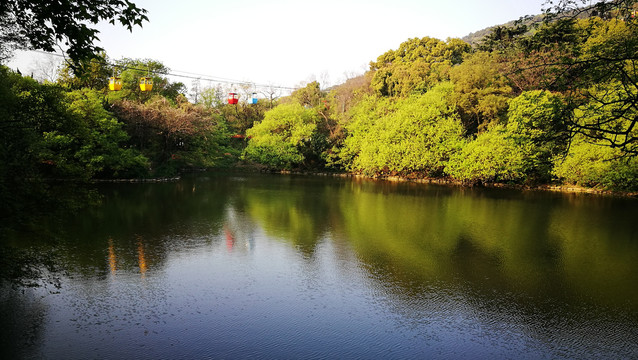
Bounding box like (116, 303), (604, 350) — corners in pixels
(6, 0), (549, 94)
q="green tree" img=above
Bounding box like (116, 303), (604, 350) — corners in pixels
(111, 94), (230, 175)
(564, 19), (638, 154)
(553, 134), (638, 191)
(218, 101), (267, 136)
(0, 67), (147, 181)
(506, 2), (638, 154)
(506, 90), (568, 182)
(476, 23), (530, 53)
(341, 82), (465, 176)
(0, 0), (147, 68)
(243, 103), (321, 169)
(198, 84), (226, 108)
(447, 90), (568, 184)
(57, 52), (112, 90)
(0, 67), (50, 185)
(108, 58), (185, 102)
(449, 51), (513, 134)
(63, 89), (149, 178)
(369, 37), (470, 97)
(446, 125), (528, 184)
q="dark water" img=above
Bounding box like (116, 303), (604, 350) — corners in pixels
(1, 172), (637, 359)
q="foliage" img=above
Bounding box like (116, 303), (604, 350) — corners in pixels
(2, 0), (638, 192)
(500, 12), (638, 154)
(341, 83), (465, 176)
(369, 37), (470, 97)
(217, 101), (267, 136)
(449, 51), (513, 134)
(327, 74), (374, 120)
(572, 79), (638, 153)
(198, 85), (227, 108)
(243, 103), (321, 169)
(0, 66), (148, 183)
(111, 95), (232, 175)
(106, 58), (185, 102)
(57, 52), (111, 90)
(553, 135), (638, 191)
(0, 67), (48, 186)
(446, 90), (568, 184)
(62, 89), (149, 178)
(280, 81), (341, 167)
(446, 125), (527, 183)
(0, 0), (147, 68)
(505, 90), (569, 182)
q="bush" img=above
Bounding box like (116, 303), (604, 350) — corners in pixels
(446, 125), (528, 183)
(243, 103), (321, 169)
(553, 137), (638, 191)
(341, 82), (465, 176)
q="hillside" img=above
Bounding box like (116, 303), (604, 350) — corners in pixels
(462, 14), (544, 45)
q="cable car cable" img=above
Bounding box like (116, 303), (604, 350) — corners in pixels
(24, 49), (299, 92)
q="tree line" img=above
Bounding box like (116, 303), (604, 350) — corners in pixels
(1, 0), (637, 195)
(243, 1), (638, 191)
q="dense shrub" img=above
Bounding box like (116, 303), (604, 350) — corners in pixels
(341, 83), (465, 176)
(243, 103), (321, 169)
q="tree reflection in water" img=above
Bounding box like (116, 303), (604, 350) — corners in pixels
(0, 173), (636, 358)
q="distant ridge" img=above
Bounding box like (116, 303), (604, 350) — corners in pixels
(461, 14), (544, 46)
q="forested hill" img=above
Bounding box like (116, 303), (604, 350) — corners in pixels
(462, 1), (621, 45)
(462, 14), (544, 46)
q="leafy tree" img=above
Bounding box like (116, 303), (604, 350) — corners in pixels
(505, 2), (638, 154)
(369, 37), (470, 97)
(0, 0), (148, 68)
(62, 89), (149, 178)
(243, 103), (321, 169)
(0, 67), (48, 184)
(571, 78), (638, 154)
(449, 51), (513, 134)
(108, 58), (185, 102)
(476, 23), (530, 53)
(542, 0), (638, 22)
(57, 52), (112, 90)
(198, 84), (227, 108)
(284, 81), (325, 108)
(281, 81), (340, 164)
(111, 95), (230, 174)
(327, 73), (374, 120)
(506, 90), (569, 182)
(447, 90), (568, 184)
(341, 82), (465, 176)
(563, 18), (638, 154)
(446, 125), (528, 184)
(218, 101), (267, 136)
(0, 67), (147, 181)
(553, 134), (638, 191)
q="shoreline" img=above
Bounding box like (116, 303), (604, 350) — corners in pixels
(66, 167), (637, 198)
(265, 169), (638, 198)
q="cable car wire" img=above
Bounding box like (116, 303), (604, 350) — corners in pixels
(24, 49), (299, 92)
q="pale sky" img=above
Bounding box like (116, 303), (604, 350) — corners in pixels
(7, 0), (548, 92)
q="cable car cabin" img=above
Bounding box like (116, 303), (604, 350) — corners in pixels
(251, 93), (258, 104)
(139, 77), (153, 92)
(109, 77), (122, 91)
(228, 93), (239, 105)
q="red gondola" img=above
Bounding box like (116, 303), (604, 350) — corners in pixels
(228, 92), (239, 104)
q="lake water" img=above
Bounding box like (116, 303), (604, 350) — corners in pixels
(2, 172), (637, 359)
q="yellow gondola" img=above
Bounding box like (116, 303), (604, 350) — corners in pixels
(109, 77), (122, 91)
(139, 77), (153, 92)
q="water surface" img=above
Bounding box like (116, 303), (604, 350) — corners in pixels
(2, 172), (637, 359)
